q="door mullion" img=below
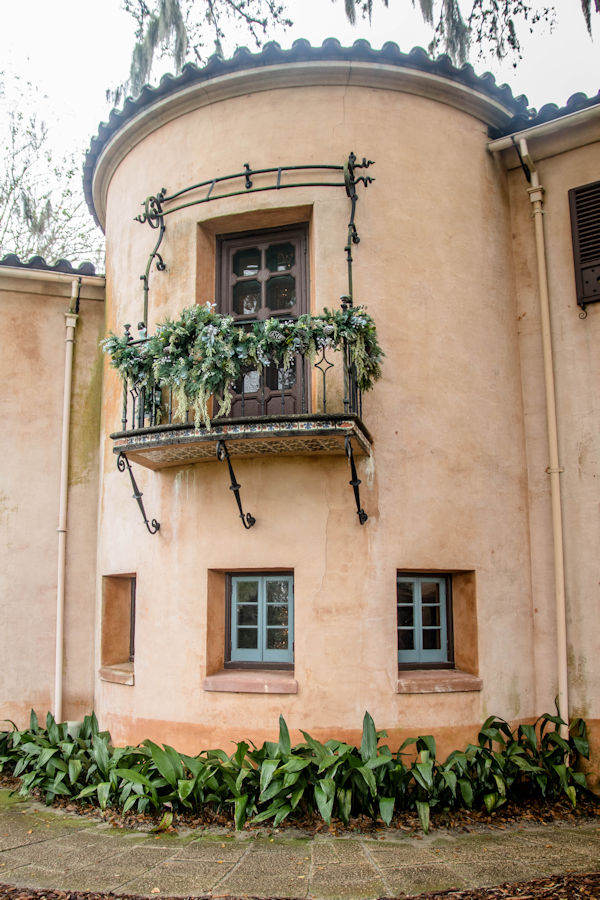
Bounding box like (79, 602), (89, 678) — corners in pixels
(258, 577), (265, 662)
(415, 582), (423, 660)
(260, 246), (267, 317)
(440, 579), (447, 658)
(232, 579), (239, 657)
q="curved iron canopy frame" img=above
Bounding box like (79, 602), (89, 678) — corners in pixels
(134, 152), (374, 329)
(121, 152), (375, 531)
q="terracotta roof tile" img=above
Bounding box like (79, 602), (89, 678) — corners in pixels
(83, 39), (532, 224)
(82, 39), (600, 225)
(0, 253), (98, 276)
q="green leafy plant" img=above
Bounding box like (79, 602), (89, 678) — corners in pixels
(0, 710), (592, 832)
(102, 302), (384, 428)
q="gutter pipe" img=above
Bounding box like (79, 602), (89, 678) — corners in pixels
(0, 266), (103, 289)
(516, 139), (570, 738)
(54, 278), (81, 723)
(488, 103), (600, 154)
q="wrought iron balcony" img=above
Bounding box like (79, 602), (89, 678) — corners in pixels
(105, 153), (380, 526)
(110, 346), (372, 471)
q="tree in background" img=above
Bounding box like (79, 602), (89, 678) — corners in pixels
(0, 77), (105, 270)
(116, 0), (597, 99)
(581, 0), (600, 32)
(113, 0), (292, 101)
(342, 0), (561, 62)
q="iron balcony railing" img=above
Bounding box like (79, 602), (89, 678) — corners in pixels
(110, 326), (373, 529)
(117, 342), (364, 435)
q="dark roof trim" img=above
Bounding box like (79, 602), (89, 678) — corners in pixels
(83, 38), (532, 225)
(0, 253), (99, 276)
(493, 89), (600, 140)
(84, 38), (600, 226)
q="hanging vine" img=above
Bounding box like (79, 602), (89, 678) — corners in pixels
(103, 302), (383, 429)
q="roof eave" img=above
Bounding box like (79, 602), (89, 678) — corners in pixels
(88, 58), (522, 230)
(488, 102), (600, 165)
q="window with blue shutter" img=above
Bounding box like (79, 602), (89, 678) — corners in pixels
(397, 575), (452, 666)
(229, 574), (294, 665)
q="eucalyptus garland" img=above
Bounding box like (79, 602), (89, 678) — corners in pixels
(102, 302), (383, 428)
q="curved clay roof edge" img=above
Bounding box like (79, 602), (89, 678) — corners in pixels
(0, 253), (100, 277)
(83, 38), (600, 229)
(83, 38), (533, 227)
(496, 89), (600, 140)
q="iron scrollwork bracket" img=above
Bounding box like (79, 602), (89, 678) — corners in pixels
(117, 452), (160, 535)
(344, 153), (375, 204)
(135, 189), (167, 329)
(216, 440), (256, 529)
(343, 153), (375, 306)
(345, 436), (368, 525)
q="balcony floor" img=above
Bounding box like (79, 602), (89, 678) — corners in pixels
(111, 413), (371, 470)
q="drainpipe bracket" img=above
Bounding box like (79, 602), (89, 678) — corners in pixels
(546, 466), (564, 474)
(527, 185), (545, 204)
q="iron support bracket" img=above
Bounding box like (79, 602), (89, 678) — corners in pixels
(216, 440), (256, 529)
(117, 452), (160, 535)
(345, 436), (368, 525)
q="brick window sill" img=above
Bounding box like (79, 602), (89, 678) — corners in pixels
(203, 669), (298, 694)
(397, 669), (482, 694)
(99, 662), (134, 685)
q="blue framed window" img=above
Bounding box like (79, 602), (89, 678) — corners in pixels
(229, 574), (293, 665)
(397, 575), (451, 666)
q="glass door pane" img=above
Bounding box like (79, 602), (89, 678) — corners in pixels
(397, 578), (418, 662)
(264, 576), (293, 663)
(231, 577), (261, 661)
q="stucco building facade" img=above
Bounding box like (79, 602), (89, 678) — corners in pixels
(1, 41), (599, 764)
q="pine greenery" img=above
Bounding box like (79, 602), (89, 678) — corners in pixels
(103, 302), (384, 429)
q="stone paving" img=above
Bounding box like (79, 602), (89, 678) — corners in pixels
(1, 789), (599, 899)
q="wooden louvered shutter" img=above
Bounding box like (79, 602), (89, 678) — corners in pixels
(569, 180), (600, 312)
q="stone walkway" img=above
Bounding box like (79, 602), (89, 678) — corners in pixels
(1, 789), (599, 899)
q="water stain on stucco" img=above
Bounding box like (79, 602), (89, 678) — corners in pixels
(508, 675), (522, 718)
(171, 467), (196, 539)
(568, 645), (588, 702)
(0, 490), (17, 520)
(363, 452), (375, 488)
(0, 491), (17, 547)
(68, 338), (103, 487)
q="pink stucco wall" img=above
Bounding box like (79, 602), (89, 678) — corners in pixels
(0, 272), (104, 725)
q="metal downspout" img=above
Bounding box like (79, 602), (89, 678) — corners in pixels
(519, 139), (569, 738)
(54, 278), (80, 723)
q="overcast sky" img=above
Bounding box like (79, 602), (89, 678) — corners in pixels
(2, 0), (599, 160)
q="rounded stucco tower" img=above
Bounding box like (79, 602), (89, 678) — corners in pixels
(85, 40), (555, 753)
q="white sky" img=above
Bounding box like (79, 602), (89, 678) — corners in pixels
(2, 0), (599, 161)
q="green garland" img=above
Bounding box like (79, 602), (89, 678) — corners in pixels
(102, 302), (384, 428)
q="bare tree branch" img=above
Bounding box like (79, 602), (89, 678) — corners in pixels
(114, 0), (596, 101)
(111, 0), (293, 103)
(0, 80), (104, 268)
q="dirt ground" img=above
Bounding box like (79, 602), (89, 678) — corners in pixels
(1, 776), (599, 900)
(48, 791), (600, 838)
(0, 871), (599, 899)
